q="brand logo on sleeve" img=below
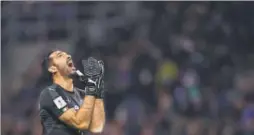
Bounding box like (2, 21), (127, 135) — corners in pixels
(53, 96), (67, 109)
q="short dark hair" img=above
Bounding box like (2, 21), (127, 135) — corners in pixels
(41, 50), (55, 82)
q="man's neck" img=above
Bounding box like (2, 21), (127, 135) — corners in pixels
(53, 74), (74, 92)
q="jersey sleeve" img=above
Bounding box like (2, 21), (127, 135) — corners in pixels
(39, 88), (69, 118)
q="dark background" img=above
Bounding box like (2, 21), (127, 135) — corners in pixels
(1, 1), (254, 135)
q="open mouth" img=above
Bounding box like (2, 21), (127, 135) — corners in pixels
(67, 60), (74, 68)
(68, 62), (73, 67)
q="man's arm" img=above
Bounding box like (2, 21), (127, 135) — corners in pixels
(40, 87), (96, 131)
(89, 98), (105, 133)
(59, 95), (96, 130)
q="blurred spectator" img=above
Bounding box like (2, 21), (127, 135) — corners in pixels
(2, 1), (254, 135)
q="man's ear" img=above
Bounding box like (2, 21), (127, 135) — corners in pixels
(48, 66), (57, 74)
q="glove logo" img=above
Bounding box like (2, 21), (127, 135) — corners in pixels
(88, 78), (97, 85)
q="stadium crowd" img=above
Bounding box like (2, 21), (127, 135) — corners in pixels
(2, 2), (254, 135)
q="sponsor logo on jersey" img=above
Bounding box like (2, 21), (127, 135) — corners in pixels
(74, 105), (79, 110)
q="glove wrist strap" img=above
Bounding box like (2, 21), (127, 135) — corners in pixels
(85, 87), (97, 96)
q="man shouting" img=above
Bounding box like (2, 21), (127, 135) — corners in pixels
(39, 50), (105, 135)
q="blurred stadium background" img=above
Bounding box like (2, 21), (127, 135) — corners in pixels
(1, 1), (254, 135)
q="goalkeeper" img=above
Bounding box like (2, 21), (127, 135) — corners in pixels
(38, 50), (105, 135)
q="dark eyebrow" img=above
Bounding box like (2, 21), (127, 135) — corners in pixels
(56, 51), (62, 57)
